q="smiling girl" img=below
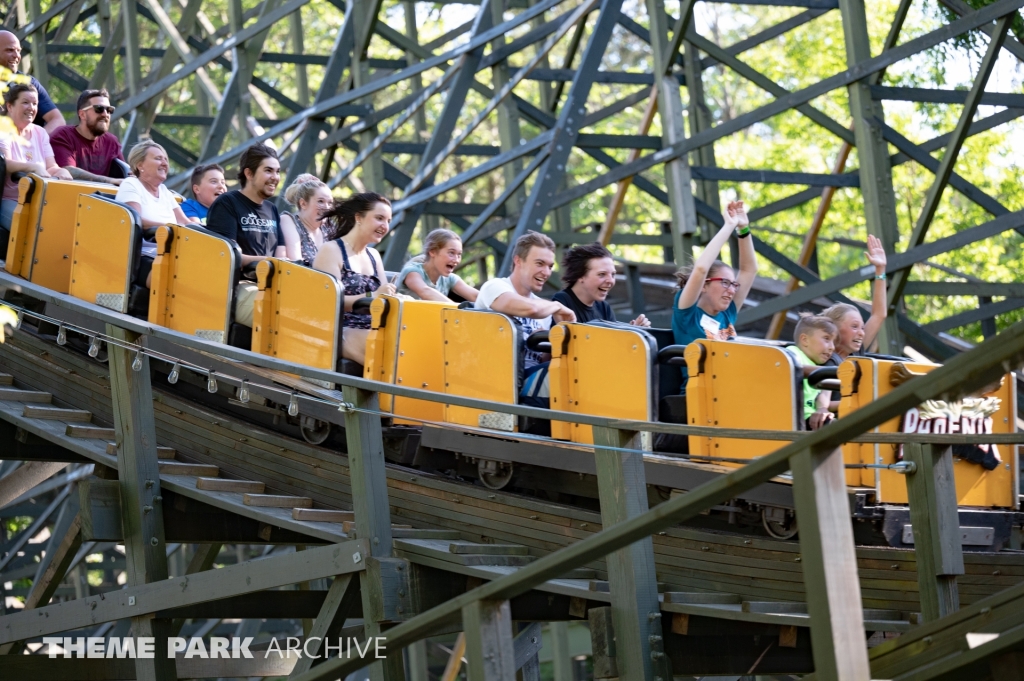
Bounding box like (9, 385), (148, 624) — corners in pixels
(395, 228), (479, 303)
(313, 192), (396, 363)
(821, 234), (888, 365)
(671, 200), (758, 362)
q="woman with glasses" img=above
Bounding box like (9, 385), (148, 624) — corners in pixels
(671, 199), (757, 366)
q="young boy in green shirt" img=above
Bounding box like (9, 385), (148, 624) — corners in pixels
(785, 314), (838, 430)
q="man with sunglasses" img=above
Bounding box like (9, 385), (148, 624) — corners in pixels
(50, 89), (125, 185)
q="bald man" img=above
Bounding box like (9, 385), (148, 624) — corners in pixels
(0, 31), (65, 133)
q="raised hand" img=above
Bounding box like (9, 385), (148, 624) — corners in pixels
(723, 200), (748, 230)
(865, 234), (886, 271)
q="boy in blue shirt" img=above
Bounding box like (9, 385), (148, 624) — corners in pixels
(182, 163), (226, 224)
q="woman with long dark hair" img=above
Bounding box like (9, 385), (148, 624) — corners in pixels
(312, 192), (396, 363)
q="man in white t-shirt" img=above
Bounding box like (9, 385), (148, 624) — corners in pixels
(475, 231), (575, 406)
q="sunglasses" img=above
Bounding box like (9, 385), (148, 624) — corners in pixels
(88, 105), (115, 115)
(705, 277), (740, 290)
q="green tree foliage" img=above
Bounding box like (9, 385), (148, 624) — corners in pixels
(42, 0), (1024, 340)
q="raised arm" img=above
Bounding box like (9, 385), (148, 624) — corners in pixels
(677, 200), (744, 309)
(862, 233), (887, 351)
(731, 202), (756, 311)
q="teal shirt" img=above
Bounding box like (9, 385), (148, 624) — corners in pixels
(395, 261), (462, 299)
(785, 345), (822, 421)
(670, 290), (737, 390)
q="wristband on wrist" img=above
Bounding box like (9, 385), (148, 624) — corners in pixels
(736, 226), (751, 238)
(875, 272), (886, 280)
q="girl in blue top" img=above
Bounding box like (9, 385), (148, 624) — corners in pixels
(396, 228), (479, 303)
(672, 200), (758, 385)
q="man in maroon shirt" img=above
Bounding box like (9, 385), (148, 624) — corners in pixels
(50, 89), (125, 185)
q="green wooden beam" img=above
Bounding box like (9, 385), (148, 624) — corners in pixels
(341, 385), (403, 681)
(791, 446), (870, 681)
(593, 426), (672, 681)
(463, 599), (516, 680)
(0, 538), (368, 643)
(106, 325), (176, 681)
(647, 0), (698, 262)
(904, 443), (964, 622)
(887, 13), (1015, 317)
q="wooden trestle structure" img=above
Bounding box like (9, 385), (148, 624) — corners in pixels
(1, 267), (1024, 681)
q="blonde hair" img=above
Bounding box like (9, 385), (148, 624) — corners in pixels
(408, 228), (461, 266)
(822, 303), (861, 327)
(126, 140), (167, 177)
(284, 174), (328, 208)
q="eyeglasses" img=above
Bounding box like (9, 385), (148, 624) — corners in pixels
(89, 105), (115, 115)
(706, 277), (740, 290)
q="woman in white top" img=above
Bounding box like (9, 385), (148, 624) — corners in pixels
(115, 140), (191, 287)
(0, 82), (71, 241)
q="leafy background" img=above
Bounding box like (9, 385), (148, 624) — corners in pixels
(39, 0), (1024, 342)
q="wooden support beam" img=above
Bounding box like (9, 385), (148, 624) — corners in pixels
(407, 639), (429, 681)
(514, 622), (543, 680)
(169, 542), (222, 636)
(644, 0), (699, 263)
(592, 426), (672, 681)
(838, 0), (905, 354)
(903, 443), (964, 622)
(342, 385), (403, 681)
(598, 86), (657, 246)
(106, 325), (175, 681)
(589, 606), (619, 679)
(766, 142), (852, 340)
(288, 574), (358, 677)
(441, 632), (466, 681)
(0, 461), (68, 509)
(0, 538), (368, 644)
(463, 599), (516, 681)
(886, 12), (1013, 319)
(791, 445), (870, 681)
(0, 499), (82, 654)
(550, 620), (573, 681)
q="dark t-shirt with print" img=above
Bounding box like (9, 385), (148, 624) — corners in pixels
(206, 190), (282, 258)
(552, 288), (616, 324)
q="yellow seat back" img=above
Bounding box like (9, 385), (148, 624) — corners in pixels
(684, 339), (800, 466)
(364, 296), (456, 425)
(548, 322), (656, 443)
(840, 358), (1018, 508)
(4, 176), (116, 292)
(69, 195), (141, 313)
(442, 307), (520, 429)
(148, 224), (238, 342)
(252, 258), (342, 377)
